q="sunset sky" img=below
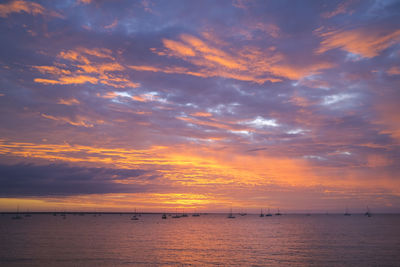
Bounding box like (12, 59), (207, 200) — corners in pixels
(0, 0), (399, 213)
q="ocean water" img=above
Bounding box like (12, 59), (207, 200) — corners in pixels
(0, 213), (399, 266)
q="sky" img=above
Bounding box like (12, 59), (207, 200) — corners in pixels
(0, 0), (399, 213)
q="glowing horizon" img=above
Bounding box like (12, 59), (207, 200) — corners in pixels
(0, 0), (399, 213)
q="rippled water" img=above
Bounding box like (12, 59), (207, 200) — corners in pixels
(1, 213), (399, 266)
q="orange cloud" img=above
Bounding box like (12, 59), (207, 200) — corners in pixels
(76, 0), (92, 4)
(104, 19), (118, 29)
(132, 95), (146, 102)
(97, 92), (118, 99)
(138, 34), (333, 84)
(316, 28), (400, 58)
(0, 0), (61, 18)
(41, 113), (97, 128)
(387, 66), (400, 76)
(191, 112), (212, 117)
(34, 47), (139, 88)
(374, 97), (400, 142)
(34, 75), (98, 85)
(58, 98), (80, 105)
(77, 48), (114, 60)
(33, 66), (72, 75)
(176, 116), (251, 134)
(321, 1), (354, 18)
(162, 39), (196, 57)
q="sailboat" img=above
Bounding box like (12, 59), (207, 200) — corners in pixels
(181, 209), (188, 217)
(12, 206), (22, 220)
(364, 206), (372, 217)
(131, 208), (139, 220)
(192, 210), (200, 217)
(227, 207), (235, 218)
(265, 208), (272, 216)
(24, 209), (32, 217)
(162, 213), (167, 219)
(172, 209), (181, 218)
(259, 208), (264, 217)
(344, 207), (351, 216)
(275, 208), (282, 216)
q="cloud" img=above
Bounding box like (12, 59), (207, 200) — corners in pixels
(387, 66), (400, 75)
(0, 163), (149, 197)
(130, 34), (333, 84)
(34, 75), (98, 85)
(321, 1), (354, 18)
(33, 47), (139, 88)
(191, 112), (212, 117)
(104, 19), (118, 29)
(58, 98), (80, 105)
(0, 0), (62, 18)
(41, 113), (100, 128)
(76, 0), (92, 5)
(316, 27), (400, 58)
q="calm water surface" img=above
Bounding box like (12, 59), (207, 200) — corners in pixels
(1, 213), (399, 266)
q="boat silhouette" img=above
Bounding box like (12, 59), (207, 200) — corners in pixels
(227, 207), (235, 218)
(131, 208), (139, 220)
(344, 207), (351, 216)
(275, 208), (282, 216)
(265, 208), (272, 216)
(259, 208), (264, 217)
(172, 209), (181, 218)
(364, 206), (372, 217)
(12, 206), (22, 220)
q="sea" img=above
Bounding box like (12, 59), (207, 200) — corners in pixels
(0, 213), (399, 266)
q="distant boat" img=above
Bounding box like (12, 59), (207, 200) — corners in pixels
(259, 208), (264, 217)
(275, 208), (282, 216)
(12, 206), (22, 220)
(227, 207), (235, 219)
(364, 206), (372, 217)
(12, 214), (22, 220)
(24, 210), (32, 217)
(172, 209), (181, 218)
(265, 208), (272, 216)
(192, 210), (200, 217)
(344, 207), (351, 216)
(131, 209), (139, 220)
(162, 213), (167, 219)
(181, 210), (188, 217)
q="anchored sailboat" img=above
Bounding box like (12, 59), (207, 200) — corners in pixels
(131, 208), (139, 220)
(265, 208), (272, 216)
(275, 208), (282, 216)
(259, 208), (264, 217)
(227, 207), (235, 218)
(172, 209), (181, 218)
(12, 206), (22, 220)
(344, 207), (351, 216)
(364, 206), (372, 217)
